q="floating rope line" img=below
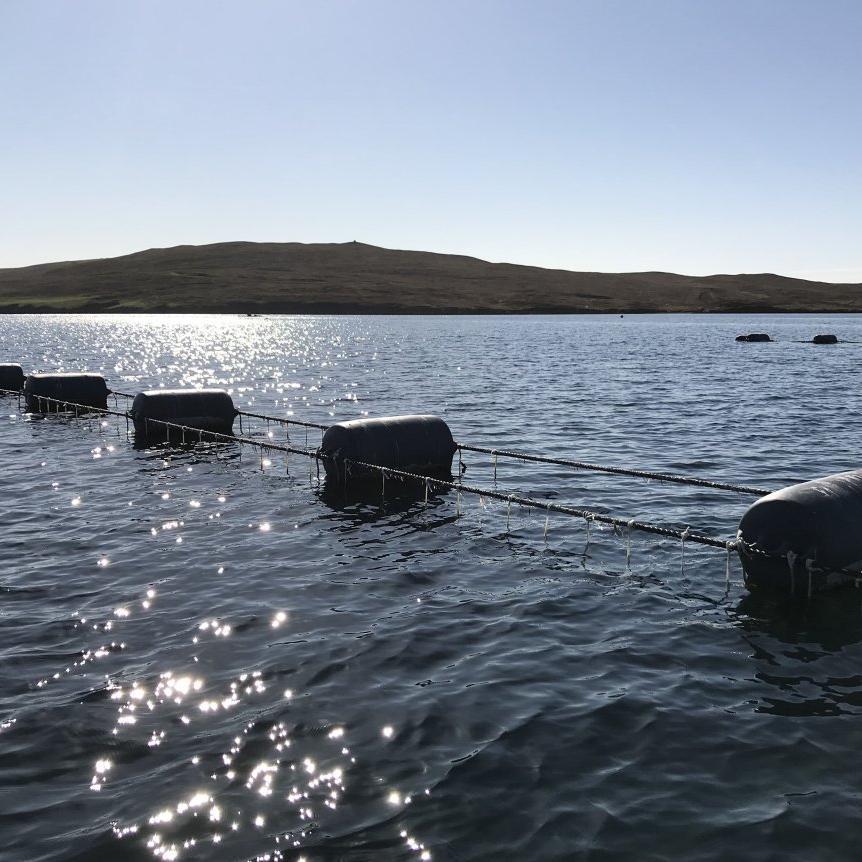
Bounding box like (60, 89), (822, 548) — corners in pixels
(341, 456), (732, 551)
(246, 420), (773, 498)
(7, 386), (838, 575)
(0, 389), (321, 461)
(0, 390), (744, 560)
(236, 409), (328, 432)
(191, 407), (772, 497)
(457, 443), (772, 497)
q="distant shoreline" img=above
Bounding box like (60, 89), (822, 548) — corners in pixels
(4, 307), (862, 315)
(2, 240), (860, 314)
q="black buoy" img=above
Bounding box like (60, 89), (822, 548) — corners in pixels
(131, 389), (236, 441)
(738, 470), (862, 594)
(24, 373), (109, 412)
(812, 334), (839, 344)
(0, 364), (25, 392)
(735, 333), (772, 342)
(320, 415), (456, 483)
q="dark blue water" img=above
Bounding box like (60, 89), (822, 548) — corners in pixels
(2, 313), (862, 862)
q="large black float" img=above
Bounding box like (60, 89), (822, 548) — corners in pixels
(0, 364), (25, 392)
(320, 415), (456, 483)
(131, 389), (236, 441)
(24, 373), (109, 412)
(735, 333), (772, 342)
(738, 470), (862, 594)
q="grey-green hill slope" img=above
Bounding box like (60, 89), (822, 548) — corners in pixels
(0, 241), (859, 313)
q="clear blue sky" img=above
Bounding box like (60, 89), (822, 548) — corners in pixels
(2, 0), (861, 280)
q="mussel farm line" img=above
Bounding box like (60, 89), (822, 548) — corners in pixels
(3, 377), (861, 598)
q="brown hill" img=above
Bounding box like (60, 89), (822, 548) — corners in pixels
(0, 241), (859, 313)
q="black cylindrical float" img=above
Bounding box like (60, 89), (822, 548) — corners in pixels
(812, 334), (838, 344)
(735, 333), (772, 342)
(320, 415), (456, 483)
(131, 389), (236, 441)
(0, 364), (25, 392)
(738, 470), (862, 593)
(24, 373), (109, 412)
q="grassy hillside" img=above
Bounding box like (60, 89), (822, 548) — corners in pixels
(0, 241), (860, 313)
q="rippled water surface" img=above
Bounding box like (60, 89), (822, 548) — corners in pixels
(3, 313), (862, 862)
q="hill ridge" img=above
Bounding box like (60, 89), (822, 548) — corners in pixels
(0, 241), (859, 313)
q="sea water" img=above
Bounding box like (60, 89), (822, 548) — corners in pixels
(2, 313), (862, 862)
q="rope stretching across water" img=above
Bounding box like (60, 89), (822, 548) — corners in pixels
(1, 389), (320, 459)
(3, 387), (737, 554)
(9, 388), (862, 604)
(234, 411), (770, 497)
(236, 409), (328, 431)
(96, 394), (772, 498)
(456, 444), (772, 497)
(25, 386), (862, 583)
(341, 458), (731, 549)
(10, 386), (862, 583)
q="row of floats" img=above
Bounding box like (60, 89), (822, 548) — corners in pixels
(0, 365), (456, 484)
(3, 363), (862, 598)
(736, 332), (842, 343)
